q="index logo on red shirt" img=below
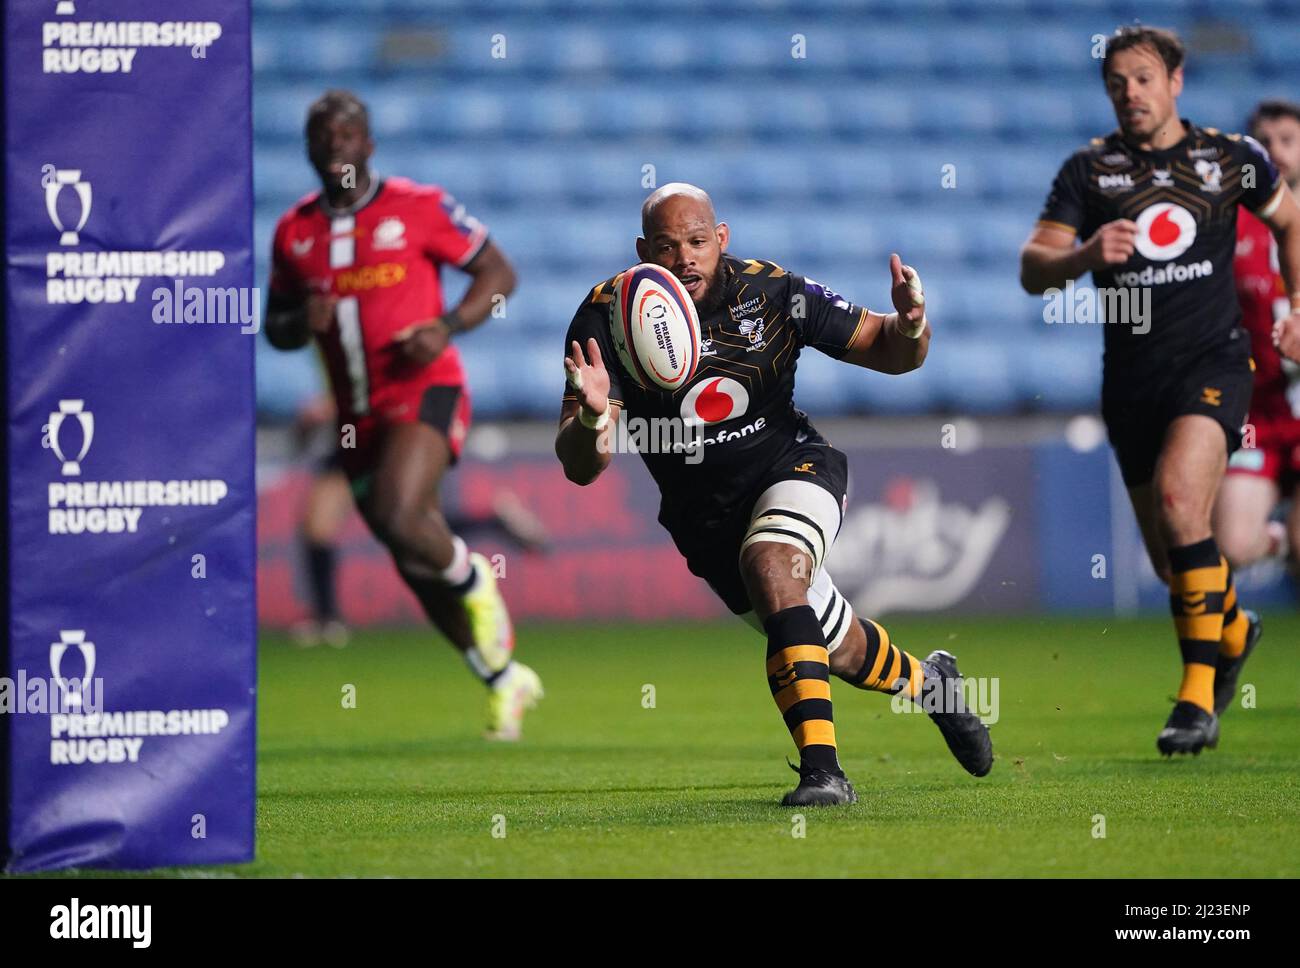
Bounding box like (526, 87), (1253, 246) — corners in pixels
(335, 262), (406, 294)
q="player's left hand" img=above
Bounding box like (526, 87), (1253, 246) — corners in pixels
(1273, 311), (1300, 364)
(393, 318), (451, 365)
(888, 253), (926, 332)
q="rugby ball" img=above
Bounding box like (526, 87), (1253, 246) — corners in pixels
(609, 263), (701, 391)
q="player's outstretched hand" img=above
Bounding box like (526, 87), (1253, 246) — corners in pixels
(1273, 311), (1300, 364)
(1082, 219), (1138, 270)
(306, 292), (338, 334)
(565, 338), (610, 418)
(889, 253), (926, 333)
(393, 319), (451, 366)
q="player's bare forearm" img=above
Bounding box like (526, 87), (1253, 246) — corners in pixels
(1021, 220), (1137, 294)
(842, 310), (929, 374)
(1265, 190), (1300, 362)
(555, 400), (619, 485)
(449, 242), (517, 334)
(840, 255), (929, 373)
(871, 312), (930, 373)
(264, 303), (310, 350)
(1268, 193), (1300, 304)
(1019, 241), (1089, 294)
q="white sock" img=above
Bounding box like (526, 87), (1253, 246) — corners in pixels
(439, 535), (477, 591)
(466, 651), (512, 685)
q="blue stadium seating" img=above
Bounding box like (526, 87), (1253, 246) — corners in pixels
(252, 0), (1300, 417)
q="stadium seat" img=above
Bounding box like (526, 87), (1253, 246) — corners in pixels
(938, 32), (1014, 76)
(1014, 336), (1103, 411)
(1010, 26), (1093, 76)
(843, 358), (944, 414)
(935, 337), (1020, 412)
(792, 350), (853, 415)
(252, 0), (1287, 420)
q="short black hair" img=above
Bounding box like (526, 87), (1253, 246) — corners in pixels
(305, 89), (370, 137)
(1248, 99), (1300, 135)
(1100, 26), (1185, 80)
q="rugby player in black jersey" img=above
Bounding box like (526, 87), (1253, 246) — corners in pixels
(555, 183), (994, 806)
(1020, 27), (1300, 756)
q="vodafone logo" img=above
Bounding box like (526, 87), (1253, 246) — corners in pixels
(680, 376), (749, 425)
(1134, 203), (1197, 261)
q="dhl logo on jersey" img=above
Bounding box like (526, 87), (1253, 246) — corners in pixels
(334, 262), (406, 294)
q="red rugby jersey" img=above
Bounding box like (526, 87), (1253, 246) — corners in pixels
(1234, 208), (1299, 446)
(270, 176), (487, 422)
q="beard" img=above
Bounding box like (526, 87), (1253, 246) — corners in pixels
(1121, 106), (1174, 142)
(692, 263), (729, 317)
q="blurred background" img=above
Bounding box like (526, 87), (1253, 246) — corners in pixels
(250, 0), (1300, 633)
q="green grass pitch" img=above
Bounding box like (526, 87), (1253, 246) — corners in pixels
(51, 614), (1300, 877)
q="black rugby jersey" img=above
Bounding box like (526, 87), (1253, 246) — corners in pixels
(562, 254), (866, 527)
(1038, 121), (1282, 368)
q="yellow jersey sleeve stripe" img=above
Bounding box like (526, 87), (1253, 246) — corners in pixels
(845, 307), (870, 350)
(1254, 180), (1286, 220)
(1035, 219), (1078, 237)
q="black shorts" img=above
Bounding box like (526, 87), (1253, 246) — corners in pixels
(1102, 341), (1253, 487)
(659, 437), (850, 615)
(316, 450), (346, 476)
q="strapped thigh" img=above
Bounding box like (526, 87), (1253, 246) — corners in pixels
(740, 478), (843, 576)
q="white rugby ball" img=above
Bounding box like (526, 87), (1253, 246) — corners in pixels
(609, 263), (701, 391)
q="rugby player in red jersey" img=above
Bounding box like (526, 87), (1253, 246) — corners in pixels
(266, 90), (543, 739)
(1215, 100), (1300, 592)
(1020, 29), (1300, 754)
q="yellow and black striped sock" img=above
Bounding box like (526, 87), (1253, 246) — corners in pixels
(764, 605), (840, 774)
(1168, 538), (1228, 715)
(846, 618), (924, 699)
(1219, 558), (1250, 659)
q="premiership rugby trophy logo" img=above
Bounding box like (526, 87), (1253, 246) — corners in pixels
(45, 399), (95, 476)
(50, 630), (96, 709)
(44, 168), (92, 245)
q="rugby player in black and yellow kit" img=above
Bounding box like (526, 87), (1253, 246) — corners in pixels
(555, 183), (993, 806)
(1020, 27), (1300, 756)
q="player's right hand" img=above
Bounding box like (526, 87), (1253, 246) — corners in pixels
(1082, 219), (1138, 269)
(1273, 312), (1300, 364)
(564, 338), (610, 419)
(306, 292), (338, 334)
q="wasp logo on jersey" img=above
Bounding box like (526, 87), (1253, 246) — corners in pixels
(736, 318), (767, 351)
(1195, 160), (1223, 193)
